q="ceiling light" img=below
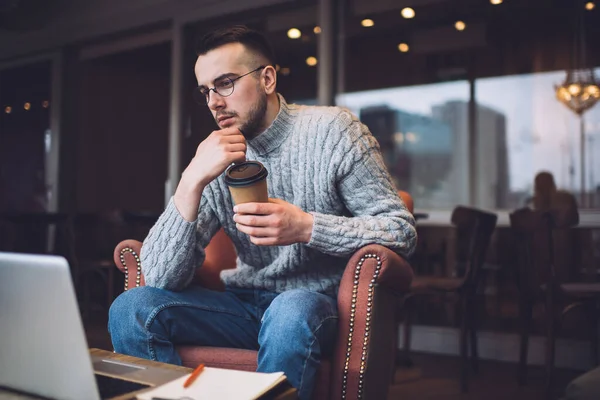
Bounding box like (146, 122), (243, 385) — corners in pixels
(361, 19), (374, 27)
(401, 7), (415, 19)
(398, 43), (410, 53)
(455, 21), (466, 31)
(306, 56), (318, 67)
(287, 28), (301, 39)
(586, 2), (595, 10)
(313, 26), (321, 34)
(490, 0), (503, 4)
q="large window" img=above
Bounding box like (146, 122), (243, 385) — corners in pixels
(476, 69), (600, 210)
(337, 81), (470, 209)
(336, 69), (600, 211)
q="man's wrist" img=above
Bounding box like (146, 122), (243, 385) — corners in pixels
(175, 179), (203, 201)
(173, 176), (205, 222)
(180, 168), (209, 192)
(303, 211), (314, 243)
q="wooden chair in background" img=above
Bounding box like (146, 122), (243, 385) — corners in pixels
(400, 206), (498, 393)
(510, 208), (600, 393)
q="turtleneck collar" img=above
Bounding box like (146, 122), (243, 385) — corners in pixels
(247, 93), (295, 156)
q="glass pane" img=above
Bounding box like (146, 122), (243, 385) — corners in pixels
(337, 81), (470, 209)
(0, 61), (52, 213)
(476, 68), (600, 209)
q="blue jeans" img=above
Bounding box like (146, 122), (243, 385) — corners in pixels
(108, 286), (338, 400)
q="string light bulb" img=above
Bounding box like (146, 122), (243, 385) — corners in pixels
(586, 2), (595, 10)
(361, 19), (374, 27)
(24, 102), (31, 110)
(490, 0), (503, 4)
(4, 106), (11, 114)
(313, 26), (321, 34)
(287, 28), (301, 39)
(455, 20), (466, 31)
(306, 56), (318, 67)
(401, 7), (415, 19)
(398, 43), (410, 52)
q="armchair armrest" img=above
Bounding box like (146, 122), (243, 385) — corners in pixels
(113, 231), (233, 292)
(331, 244), (413, 400)
(113, 239), (146, 291)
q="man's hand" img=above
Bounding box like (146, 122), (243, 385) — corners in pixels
(233, 199), (314, 246)
(174, 128), (246, 221)
(182, 127), (247, 189)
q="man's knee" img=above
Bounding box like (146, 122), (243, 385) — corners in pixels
(108, 286), (164, 329)
(264, 289), (337, 329)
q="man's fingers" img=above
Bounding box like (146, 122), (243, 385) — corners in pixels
(226, 143), (247, 153)
(223, 134), (246, 144)
(249, 236), (276, 246)
(234, 202), (275, 215)
(231, 152), (247, 164)
(234, 214), (271, 227)
(235, 224), (276, 238)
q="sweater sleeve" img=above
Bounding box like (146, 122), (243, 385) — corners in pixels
(306, 113), (417, 258)
(140, 193), (221, 290)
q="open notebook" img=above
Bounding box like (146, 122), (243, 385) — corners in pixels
(136, 367), (288, 400)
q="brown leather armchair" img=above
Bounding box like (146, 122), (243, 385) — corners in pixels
(112, 192), (414, 400)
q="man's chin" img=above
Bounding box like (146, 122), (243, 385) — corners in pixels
(218, 118), (236, 129)
(218, 122), (254, 138)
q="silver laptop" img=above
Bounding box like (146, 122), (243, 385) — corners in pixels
(0, 252), (185, 400)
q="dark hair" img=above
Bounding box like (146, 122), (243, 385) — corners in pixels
(195, 25), (276, 66)
(533, 171), (557, 211)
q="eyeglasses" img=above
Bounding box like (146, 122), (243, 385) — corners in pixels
(193, 65), (266, 105)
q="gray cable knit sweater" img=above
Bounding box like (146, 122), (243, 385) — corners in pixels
(141, 95), (417, 296)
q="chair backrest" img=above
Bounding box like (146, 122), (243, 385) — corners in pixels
(451, 206), (498, 287)
(398, 190), (414, 214)
(509, 207), (579, 296)
(191, 228), (237, 291)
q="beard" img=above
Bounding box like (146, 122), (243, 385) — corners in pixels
(239, 92), (268, 139)
(213, 91), (268, 139)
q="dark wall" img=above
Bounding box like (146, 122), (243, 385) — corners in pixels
(72, 43), (171, 213)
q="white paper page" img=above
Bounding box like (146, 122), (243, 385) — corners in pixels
(136, 367), (285, 400)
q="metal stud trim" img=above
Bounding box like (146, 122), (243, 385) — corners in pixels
(341, 253), (382, 400)
(119, 247), (142, 291)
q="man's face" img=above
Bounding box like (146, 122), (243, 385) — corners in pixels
(194, 43), (268, 139)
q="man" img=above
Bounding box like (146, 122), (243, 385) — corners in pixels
(109, 25), (416, 400)
(563, 366), (600, 400)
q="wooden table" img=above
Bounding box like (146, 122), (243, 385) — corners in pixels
(0, 348), (297, 400)
(92, 348), (189, 400)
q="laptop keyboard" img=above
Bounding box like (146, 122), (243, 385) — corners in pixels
(95, 373), (151, 399)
